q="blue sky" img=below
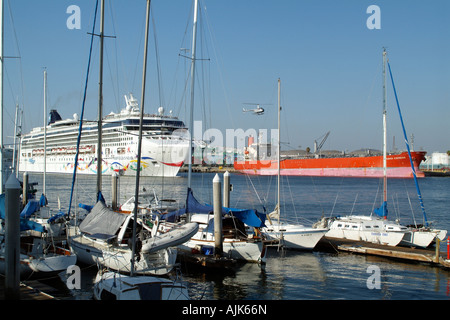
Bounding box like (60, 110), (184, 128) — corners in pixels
(3, 0), (450, 153)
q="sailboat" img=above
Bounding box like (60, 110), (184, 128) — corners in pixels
(67, 0), (197, 277)
(29, 70), (67, 238)
(261, 79), (328, 250)
(0, 193), (76, 278)
(93, 1), (191, 300)
(386, 56), (447, 248)
(164, 186), (267, 264)
(160, 0), (267, 265)
(0, 0), (75, 280)
(316, 49), (409, 247)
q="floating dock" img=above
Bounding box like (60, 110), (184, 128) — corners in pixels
(316, 237), (450, 269)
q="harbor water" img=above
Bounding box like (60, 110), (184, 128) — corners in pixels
(23, 171), (450, 300)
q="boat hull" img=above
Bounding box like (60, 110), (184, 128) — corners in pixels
(178, 239), (266, 264)
(0, 250), (76, 279)
(400, 229), (447, 248)
(263, 223), (327, 250)
(234, 151), (426, 178)
(93, 271), (190, 300)
(324, 216), (407, 246)
(20, 139), (188, 177)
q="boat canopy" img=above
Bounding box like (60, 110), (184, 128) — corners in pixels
(163, 188), (266, 228)
(79, 201), (128, 238)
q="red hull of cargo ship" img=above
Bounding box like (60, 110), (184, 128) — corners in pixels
(233, 151), (426, 178)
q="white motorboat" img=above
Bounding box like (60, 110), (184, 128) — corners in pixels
(93, 270), (189, 300)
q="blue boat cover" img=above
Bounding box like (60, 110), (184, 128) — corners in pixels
(47, 211), (66, 224)
(20, 200), (41, 218)
(39, 194), (48, 207)
(0, 194), (44, 232)
(163, 188), (266, 228)
(374, 201), (388, 218)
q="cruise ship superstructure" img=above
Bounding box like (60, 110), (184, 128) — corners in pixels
(19, 94), (189, 177)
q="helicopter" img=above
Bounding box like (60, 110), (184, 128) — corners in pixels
(242, 103), (267, 115)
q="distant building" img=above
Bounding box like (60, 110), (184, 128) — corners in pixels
(420, 152), (450, 171)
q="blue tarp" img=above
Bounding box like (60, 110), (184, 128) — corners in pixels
(20, 200), (41, 219)
(20, 219), (45, 233)
(79, 203), (94, 212)
(39, 194), (48, 207)
(0, 194), (4, 220)
(47, 211), (66, 224)
(0, 194), (45, 232)
(374, 201), (388, 218)
(163, 188), (266, 228)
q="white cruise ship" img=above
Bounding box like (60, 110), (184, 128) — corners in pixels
(19, 94), (190, 177)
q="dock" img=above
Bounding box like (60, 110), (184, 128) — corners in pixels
(179, 165), (236, 173)
(0, 275), (58, 300)
(177, 250), (238, 270)
(316, 236), (450, 269)
(423, 169), (450, 177)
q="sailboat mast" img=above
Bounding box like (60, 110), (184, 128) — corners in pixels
(12, 104), (18, 175)
(131, 0), (151, 277)
(277, 78), (281, 225)
(382, 48), (387, 212)
(43, 69), (47, 195)
(96, 0), (105, 199)
(187, 0), (199, 189)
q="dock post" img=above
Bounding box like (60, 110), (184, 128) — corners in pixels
(111, 172), (118, 210)
(223, 171), (230, 208)
(435, 237), (440, 263)
(447, 237), (449, 260)
(22, 172), (28, 207)
(213, 174), (223, 257)
(5, 174), (22, 300)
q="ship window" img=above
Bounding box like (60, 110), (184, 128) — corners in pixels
(352, 226), (358, 229)
(365, 226), (371, 229)
(337, 224), (342, 227)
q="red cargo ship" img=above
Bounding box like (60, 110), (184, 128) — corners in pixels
(233, 137), (426, 178)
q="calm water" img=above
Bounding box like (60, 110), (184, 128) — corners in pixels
(24, 171), (450, 300)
